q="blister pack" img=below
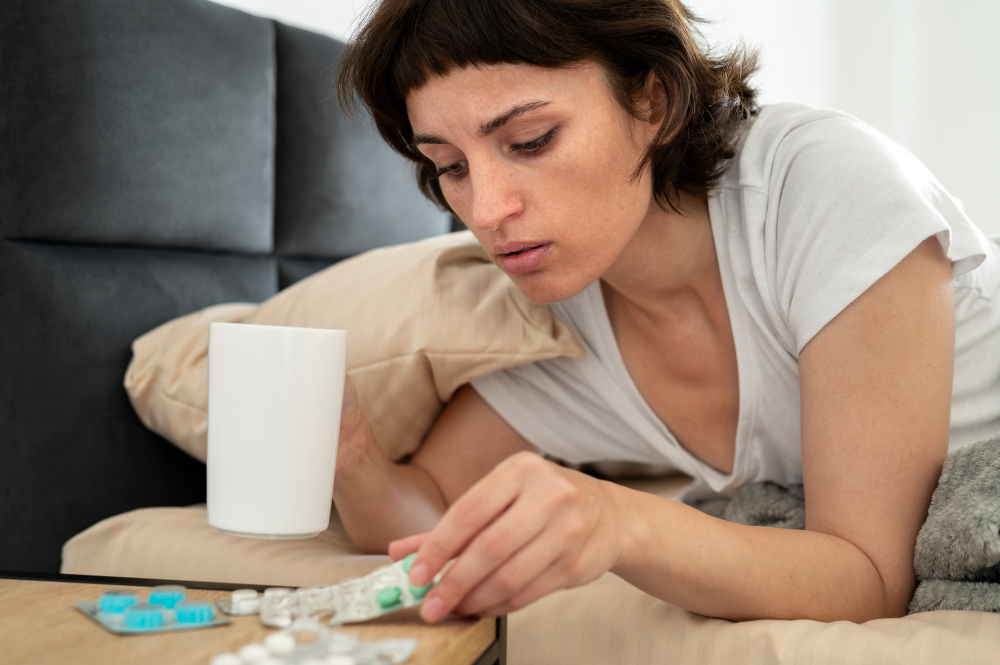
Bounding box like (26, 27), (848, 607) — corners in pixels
(76, 585), (230, 634)
(216, 554), (444, 628)
(210, 616), (417, 665)
(326, 553), (438, 627)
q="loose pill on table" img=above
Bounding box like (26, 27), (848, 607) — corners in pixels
(328, 656), (356, 665)
(209, 655), (242, 665)
(328, 633), (361, 654)
(264, 632), (296, 656)
(238, 643), (271, 662)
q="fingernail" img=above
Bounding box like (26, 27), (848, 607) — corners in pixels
(421, 596), (445, 622)
(410, 562), (430, 586)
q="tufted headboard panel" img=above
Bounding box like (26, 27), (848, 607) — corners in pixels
(0, 0), (448, 573)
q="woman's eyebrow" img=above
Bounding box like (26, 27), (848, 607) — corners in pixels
(411, 100), (553, 146)
(477, 100), (552, 137)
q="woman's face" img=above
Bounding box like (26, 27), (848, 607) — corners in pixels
(406, 62), (661, 304)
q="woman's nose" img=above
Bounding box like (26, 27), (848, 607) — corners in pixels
(468, 162), (523, 232)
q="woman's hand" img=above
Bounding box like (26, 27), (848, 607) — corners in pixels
(335, 374), (377, 476)
(387, 451), (632, 622)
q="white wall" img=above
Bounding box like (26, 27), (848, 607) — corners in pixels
(211, 0), (1000, 234)
(208, 0), (370, 40)
(688, 0), (1000, 234)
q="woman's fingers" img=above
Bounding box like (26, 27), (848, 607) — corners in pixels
(420, 491), (555, 620)
(388, 532), (428, 561)
(408, 453), (534, 589)
(476, 556), (574, 618)
(454, 512), (583, 616)
(477, 540), (603, 618)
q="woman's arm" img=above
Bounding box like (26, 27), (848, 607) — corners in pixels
(396, 236), (955, 622)
(333, 381), (534, 553)
(619, 236), (954, 620)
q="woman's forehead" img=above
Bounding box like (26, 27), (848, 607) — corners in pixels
(405, 62), (605, 128)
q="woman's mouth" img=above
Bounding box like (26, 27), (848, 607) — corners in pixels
(496, 243), (552, 274)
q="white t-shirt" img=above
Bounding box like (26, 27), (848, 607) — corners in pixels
(472, 103), (1000, 494)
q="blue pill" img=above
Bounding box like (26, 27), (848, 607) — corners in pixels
(175, 602), (214, 624)
(124, 604), (166, 630)
(98, 591), (138, 613)
(148, 585), (186, 609)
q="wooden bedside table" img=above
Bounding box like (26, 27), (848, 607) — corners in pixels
(1, 572), (506, 665)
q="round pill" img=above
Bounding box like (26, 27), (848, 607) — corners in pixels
(261, 587), (294, 628)
(264, 632), (296, 656)
(174, 601), (214, 624)
(148, 585), (186, 609)
(239, 643), (271, 662)
(123, 603), (166, 630)
(376, 586), (402, 608)
(328, 656), (356, 665)
(402, 553), (416, 574)
(98, 590), (138, 613)
(210, 655), (242, 665)
(231, 588), (260, 611)
(328, 633), (360, 654)
(409, 581), (433, 600)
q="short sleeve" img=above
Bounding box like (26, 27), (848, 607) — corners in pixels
(763, 114), (989, 353)
(470, 360), (624, 465)
(469, 284), (687, 469)
(470, 354), (674, 466)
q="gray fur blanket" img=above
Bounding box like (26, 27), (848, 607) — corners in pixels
(681, 433), (1000, 614)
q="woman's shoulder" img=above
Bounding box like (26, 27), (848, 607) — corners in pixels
(713, 102), (992, 354)
(726, 102), (988, 271)
(728, 102), (918, 194)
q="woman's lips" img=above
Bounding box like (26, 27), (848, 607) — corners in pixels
(497, 243), (552, 274)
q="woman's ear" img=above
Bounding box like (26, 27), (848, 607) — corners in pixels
(641, 71), (670, 140)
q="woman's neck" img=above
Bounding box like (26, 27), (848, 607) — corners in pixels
(600, 190), (721, 327)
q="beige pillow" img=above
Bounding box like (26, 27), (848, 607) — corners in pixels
(125, 231), (585, 463)
(62, 475), (1000, 665)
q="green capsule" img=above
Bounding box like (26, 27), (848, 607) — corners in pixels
(376, 586), (402, 608)
(409, 581), (434, 600)
(402, 553), (416, 574)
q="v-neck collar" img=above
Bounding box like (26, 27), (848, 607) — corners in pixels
(585, 191), (757, 492)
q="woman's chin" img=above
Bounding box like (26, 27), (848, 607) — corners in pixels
(508, 271), (589, 306)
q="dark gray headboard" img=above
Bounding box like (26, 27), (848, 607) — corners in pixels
(0, 0), (448, 573)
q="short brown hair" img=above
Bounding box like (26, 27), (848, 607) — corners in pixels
(338, 0), (758, 214)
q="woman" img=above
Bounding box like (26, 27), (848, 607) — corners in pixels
(330, 0), (1000, 623)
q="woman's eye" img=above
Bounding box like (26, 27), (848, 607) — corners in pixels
(434, 129), (557, 181)
(436, 160), (468, 180)
(511, 128), (557, 155)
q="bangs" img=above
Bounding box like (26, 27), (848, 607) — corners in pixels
(338, 0), (757, 215)
(385, 0), (590, 100)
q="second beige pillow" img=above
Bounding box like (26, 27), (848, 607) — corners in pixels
(125, 231), (585, 462)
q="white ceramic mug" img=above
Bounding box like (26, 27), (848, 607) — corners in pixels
(207, 322), (347, 539)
